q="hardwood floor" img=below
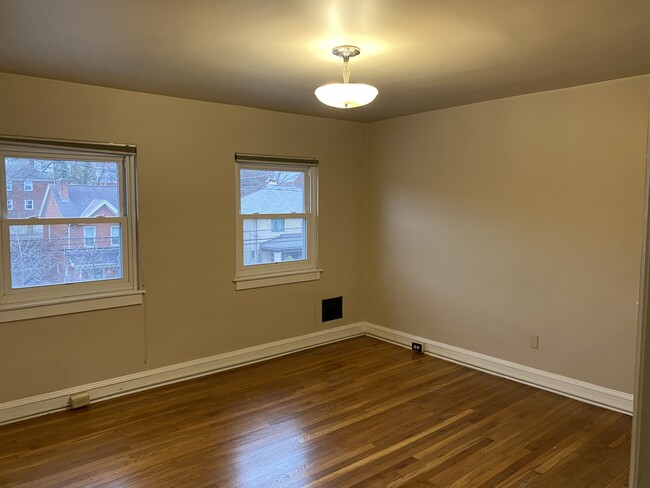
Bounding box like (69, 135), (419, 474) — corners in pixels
(0, 336), (631, 487)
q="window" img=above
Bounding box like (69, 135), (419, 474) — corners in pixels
(235, 153), (319, 290)
(271, 219), (285, 233)
(110, 225), (120, 247)
(83, 226), (96, 248)
(0, 136), (142, 322)
(6, 181), (11, 192)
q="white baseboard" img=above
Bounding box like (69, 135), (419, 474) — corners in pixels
(362, 322), (633, 415)
(0, 320), (633, 425)
(0, 322), (365, 425)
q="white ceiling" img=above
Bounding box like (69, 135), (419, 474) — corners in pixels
(0, 0), (648, 122)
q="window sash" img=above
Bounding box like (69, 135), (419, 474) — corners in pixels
(0, 150), (126, 220)
(237, 163), (311, 216)
(0, 217), (130, 300)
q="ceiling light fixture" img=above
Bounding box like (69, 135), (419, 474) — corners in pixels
(315, 46), (378, 109)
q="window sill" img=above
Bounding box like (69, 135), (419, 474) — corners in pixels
(234, 269), (322, 291)
(0, 289), (145, 323)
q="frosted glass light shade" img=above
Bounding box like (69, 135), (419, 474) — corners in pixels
(314, 83), (378, 109)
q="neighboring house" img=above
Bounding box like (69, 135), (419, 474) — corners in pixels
(240, 181), (305, 265)
(5, 160), (60, 221)
(259, 233), (304, 263)
(8, 178), (121, 287)
(6, 178), (51, 229)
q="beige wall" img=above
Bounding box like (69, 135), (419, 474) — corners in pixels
(1, 71), (648, 405)
(0, 73), (367, 402)
(365, 75), (650, 393)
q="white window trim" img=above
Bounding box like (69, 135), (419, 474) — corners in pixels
(0, 136), (142, 322)
(6, 182), (11, 192)
(234, 153), (320, 290)
(24, 180), (33, 191)
(234, 269), (322, 290)
(24, 199), (33, 210)
(6, 199), (12, 210)
(0, 290), (145, 323)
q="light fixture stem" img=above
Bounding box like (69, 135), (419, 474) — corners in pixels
(342, 59), (350, 84)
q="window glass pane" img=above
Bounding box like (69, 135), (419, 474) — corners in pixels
(4, 158), (120, 219)
(243, 218), (306, 266)
(240, 169), (304, 215)
(9, 223), (122, 289)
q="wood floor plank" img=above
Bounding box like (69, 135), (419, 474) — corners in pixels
(0, 337), (631, 487)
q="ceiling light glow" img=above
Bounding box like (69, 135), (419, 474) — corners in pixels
(315, 45), (378, 109)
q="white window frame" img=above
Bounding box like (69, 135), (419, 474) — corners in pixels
(6, 199), (12, 211)
(24, 199), (33, 210)
(23, 180), (33, 191)
(0, 136), (143, 322)
(6, 181), (11, 192)
(234, 153), (320, 290)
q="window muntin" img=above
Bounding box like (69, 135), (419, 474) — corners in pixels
(0, 140), (139, 307)
(24, 180), (33, 191)
(6, 200), (12, 210)
(24, 200), (33, 210)
(235, 155), (318, 287)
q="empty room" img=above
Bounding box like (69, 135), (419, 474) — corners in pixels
(1, 1), (650, 486)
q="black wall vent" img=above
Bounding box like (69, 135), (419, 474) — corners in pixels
(322, 296), (343, 322)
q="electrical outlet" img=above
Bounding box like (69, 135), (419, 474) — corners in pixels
(529, 335), (539, 349)
(412, 342), (424, 354)
(69, 392), (91, 409)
